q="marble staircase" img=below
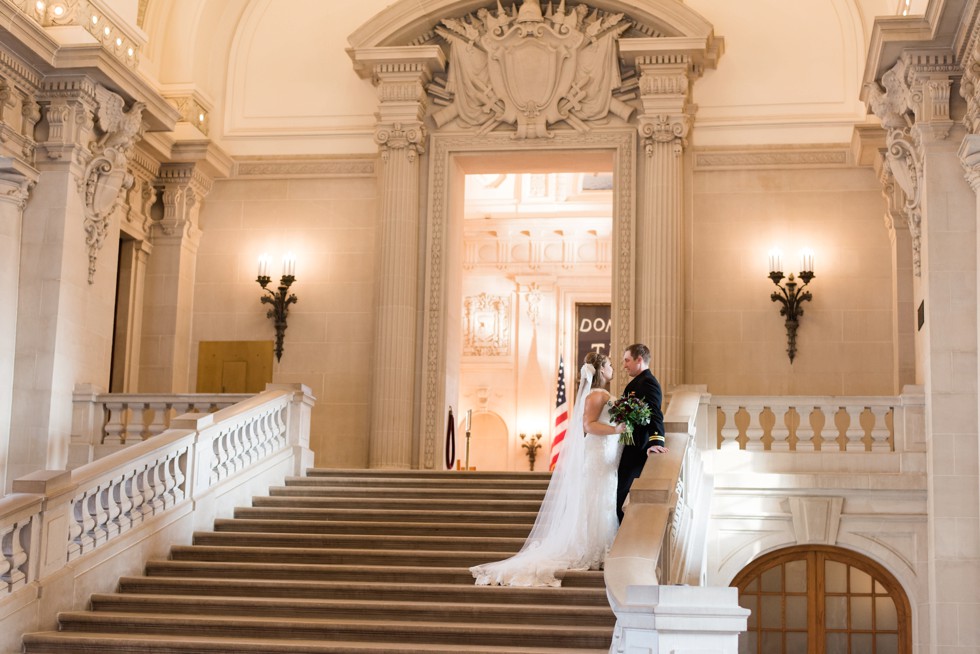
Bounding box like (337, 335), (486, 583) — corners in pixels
(22, 470), (614, 653)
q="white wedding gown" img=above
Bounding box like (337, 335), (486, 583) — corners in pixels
(470, 383), (623, 587)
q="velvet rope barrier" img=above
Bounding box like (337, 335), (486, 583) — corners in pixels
(445, 407), (456, 470)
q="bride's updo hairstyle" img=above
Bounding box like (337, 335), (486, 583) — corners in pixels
(583, 351), (610, 390)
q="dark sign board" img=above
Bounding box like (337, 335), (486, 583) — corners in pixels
(575, 303), (611, 372)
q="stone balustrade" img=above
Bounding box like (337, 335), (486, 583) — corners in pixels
(708, 386), (925, 453)
(0, 384), (314, 604)
(70, 384), (252, 465)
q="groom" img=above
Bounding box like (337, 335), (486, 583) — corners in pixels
(617, 343), (666, 522)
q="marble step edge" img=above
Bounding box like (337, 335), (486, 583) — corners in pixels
(23, 631), (605, 654)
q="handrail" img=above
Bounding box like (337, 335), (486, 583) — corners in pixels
(604, 389), (698, 604)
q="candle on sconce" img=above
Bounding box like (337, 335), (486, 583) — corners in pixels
(282, 252), (296, 277)
(768, 249), (782, 274)
(257, 253), (270, 278)
(801, 248), (814, 273)
(465, 409), (472, 432)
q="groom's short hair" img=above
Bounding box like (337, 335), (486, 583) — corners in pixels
(625, 343), (650, 364)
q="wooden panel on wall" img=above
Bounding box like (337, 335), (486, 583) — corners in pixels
(197, 341), (273, 393)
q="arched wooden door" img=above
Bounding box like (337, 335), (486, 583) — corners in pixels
(732, 545), (912, 654)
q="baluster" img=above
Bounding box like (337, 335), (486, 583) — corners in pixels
(770, 404), (790, 451)
(141, 465), (159, 515)
(125, 470), (146, 525)
(794, 404), (816, 452)
(814, 404), (840, 452)
(159, 457), (176, 509)
(172, 450), (187, 503)
(718, 405), (740, 449)
(101, 480), (122, 540)
(844, 406), (866, 452)
(88, 486), (109, 546)
(869, 406), (892, 452)
(72, 492), (96, 555)
(149, 460), (167, 513)
(212, 432), (229, 483)
(146, 402), (168, 437)
(275, 405), (288, 447)
(127, 404), (148, 443)
(0, 521), (29, 591)
(744, 404), (766, 451)
(242, 420), (258, 465)
(103, 401), (127, 445)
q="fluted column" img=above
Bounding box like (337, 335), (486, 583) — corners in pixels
(368, 62), (433, 469)
(0, 164), (32, 492)
(634, 55), (696, 390)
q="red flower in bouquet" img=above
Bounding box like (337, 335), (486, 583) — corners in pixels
(608, 392), (652, 446)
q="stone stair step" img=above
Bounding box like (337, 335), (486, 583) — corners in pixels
(52, 612), (613, 649)
(233, 506), (538, 524)
(143, 561), (478, 585)
(191, 530), (526, 552)
(212, 518), (532, 538)
(284, 475), (551, 490)
(250, 495), (543, 511)
(24, 631), (606, 654)
(268, 486), (547, 500)
(89, 593), (615, 626)
(117, 576), (608, 605)
(304, 469), (551, 482)
(169, 544), (516, 567)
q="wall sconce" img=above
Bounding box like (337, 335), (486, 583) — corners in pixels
(768, 249), (815, 363)
(256, 253), (297, 362)
(519, 432), (542, 471)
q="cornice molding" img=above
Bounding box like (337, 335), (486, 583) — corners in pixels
(693, 145), (851, 171)
(234, 156), (377, 180)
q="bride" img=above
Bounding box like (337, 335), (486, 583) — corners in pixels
(470, 351), (626, 587)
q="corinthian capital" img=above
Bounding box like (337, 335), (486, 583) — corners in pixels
(375, 122), (427, 163)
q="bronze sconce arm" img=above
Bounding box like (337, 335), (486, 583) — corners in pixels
(257, 273), (297, 362)
(768, 269), (814, 363)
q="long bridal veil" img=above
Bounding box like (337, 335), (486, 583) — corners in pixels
(470, 363), (596, 587)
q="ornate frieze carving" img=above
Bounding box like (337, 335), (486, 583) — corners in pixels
(234, 156), (376, 179)
(463, 292), (511, 357)
(694, 147), (849, 170)
(429, 0), (635, 138)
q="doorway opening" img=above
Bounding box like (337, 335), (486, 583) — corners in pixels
(455, 157), (614, 471)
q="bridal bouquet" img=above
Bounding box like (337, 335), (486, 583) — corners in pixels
(608, 392), (652, 446)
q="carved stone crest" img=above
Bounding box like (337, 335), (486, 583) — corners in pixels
(431, 0), (634, 138)
(464, 292), (511, 356)
(81, 85), (145, 283)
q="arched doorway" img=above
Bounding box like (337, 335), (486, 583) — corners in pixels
(732, 545), (911, 654)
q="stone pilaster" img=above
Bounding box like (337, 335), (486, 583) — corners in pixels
(0, 164), (31, 492)
(139, 162), (211, 393)
(634, 55), (697, 390)
(871, 50), (978, 651)
(368, 60), (432, 469)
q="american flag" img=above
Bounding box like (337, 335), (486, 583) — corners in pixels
(549, 355), (568, 471)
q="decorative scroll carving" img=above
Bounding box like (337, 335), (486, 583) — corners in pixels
(639, 113), (690, 156)
(865, 59), (923, 276)
(463, 292), (511, 356)
(525, 282), (541, 325)
(80, 85), (145, 283)
(429, 0), (635, 138)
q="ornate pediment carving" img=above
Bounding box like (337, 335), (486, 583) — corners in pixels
(429, 0), (636, 138)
